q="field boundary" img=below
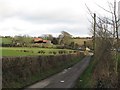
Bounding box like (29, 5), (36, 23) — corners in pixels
(2, 52), (84, 88)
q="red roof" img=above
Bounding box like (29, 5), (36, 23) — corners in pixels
(43, 40), (48, 43)
(34, 38), (43, 41)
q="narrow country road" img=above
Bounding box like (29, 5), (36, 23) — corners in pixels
(25, 55), (92, 89)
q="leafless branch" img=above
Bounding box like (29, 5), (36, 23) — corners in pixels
(85, 3), (94, 18)
(95, 2), (113, 14)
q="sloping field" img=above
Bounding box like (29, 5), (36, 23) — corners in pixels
(73, 39), (92, 46)
(1, 47), (77, 56)
(0, 37), (12, 44)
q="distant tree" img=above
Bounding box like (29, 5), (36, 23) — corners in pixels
(52, 37), (58, 44)
(13, 35), (33, 47)
(22, 35), (33, 46)
(4, 36), (11, 38)
(42, 34), (53, 41)
(69, 42), (75, 49)
(73, 37), (80, 39)
(84, 41), (86, 48)
(58, 31), (72, 47)
(47, 34), (53, 41)
(74, 43), (79, 49)
(13, 35), (23, 46)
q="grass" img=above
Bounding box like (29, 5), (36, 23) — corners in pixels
(118, 53), (120, 71)
(118, 53), (120, 88)
(0, 37), (12, 44)
(75, 53), (120, 88)
(73, 38), (92, 46)
(1, 47), (76, 56)
(118, 52), (120, 62)
(75, 56), (95, 88)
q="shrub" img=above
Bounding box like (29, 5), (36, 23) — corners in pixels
(58, 50), (65, 54)
(23, 50), (29, 52)
(38, 50), (45, 54)
(74, 51), (77, 53)
(53, 51), (57, 55)
(69, 51), (73, 54)
(49, 51), (52, 54)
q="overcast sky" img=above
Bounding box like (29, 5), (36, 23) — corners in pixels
(0, 0), (119, 37)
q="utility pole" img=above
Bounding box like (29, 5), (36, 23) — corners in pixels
(93, 13), (96, 56)
(114, 0), (118, 74)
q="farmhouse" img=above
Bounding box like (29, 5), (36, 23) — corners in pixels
(33, 38), (52, 44)
(34, 38), (43, 43)
(43, 40), (48, 43)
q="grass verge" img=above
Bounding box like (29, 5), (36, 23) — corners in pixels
(118, 53), (120, 88)
(75, 56), (95, 88)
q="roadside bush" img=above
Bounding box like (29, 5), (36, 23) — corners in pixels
(58, 50), (65, 54)
(63, 50), (66, 54)
(74, 51), (77, 53)
(23, 50), (29, 52)
(69, 51), (73, 54)
(49, 51), (52, 54)
(52, 51), (57, 55)
(37, 50), (45, 54)
(118, 55), (120, 88)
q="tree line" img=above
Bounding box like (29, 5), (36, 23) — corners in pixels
(1, 31), (86, 49)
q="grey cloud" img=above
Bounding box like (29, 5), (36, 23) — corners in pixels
(18, 11), (81, 24)
(0, 0), (88, 25)
(47, 24), (89, 36)
(0, 0), (91, 37)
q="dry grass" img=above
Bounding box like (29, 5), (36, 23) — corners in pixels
(73, 39), (92, 46)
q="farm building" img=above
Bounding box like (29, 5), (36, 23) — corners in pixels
(33, 38), (52, 44)
(34, 38), (43, 43)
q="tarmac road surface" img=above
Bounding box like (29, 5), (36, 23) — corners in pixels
(25, 55), (92, 89)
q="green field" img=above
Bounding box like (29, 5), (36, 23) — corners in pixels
(0, 37), (12, 44)
(73, 38), (92, 46)
(1, 47), (76, 56)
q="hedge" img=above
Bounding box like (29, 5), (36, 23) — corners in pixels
(2, 52), (84, 88)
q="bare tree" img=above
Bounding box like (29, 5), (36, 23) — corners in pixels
(85, 1), (119, 88)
